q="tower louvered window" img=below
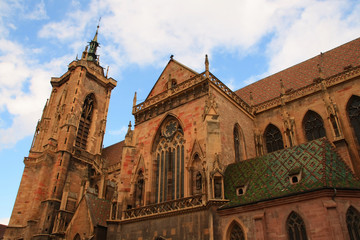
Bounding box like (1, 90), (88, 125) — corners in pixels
(265, 124), (284, 153)
(303, 110), (326, 141)
(229, 222), (245, 240)
(347, 95), (360, 144)
(346, 206), (360, 240)
(287, 211), (308, 240)
(155, 118), (185, 203)
(76, 94), (95, 149)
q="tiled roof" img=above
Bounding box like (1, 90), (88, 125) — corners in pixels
(102, 141), (125, 167)
(235, 37), (360, 105)
(222, 138), (360, 209)
(85, 194), (111, 227)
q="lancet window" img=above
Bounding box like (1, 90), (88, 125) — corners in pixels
(346, 206), (360, 240)
(347, 95), (360, 144)
(303, 110), (326, 141)
(76, 94), (95, 149)
(155, 118), (185, 203)
(264, 124), (284, 153)
(228, 222), (245, 240)
(286, 211), (308, 240)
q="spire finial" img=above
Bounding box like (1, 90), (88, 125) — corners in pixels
(87, 19), (101, 62)
(133, 92), (137, 107)
(205, 54), (209, 78)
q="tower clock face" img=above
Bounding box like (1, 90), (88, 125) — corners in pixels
(163, 120), (178, 138)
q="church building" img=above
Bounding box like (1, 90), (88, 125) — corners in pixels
(4, 28), (360, 240)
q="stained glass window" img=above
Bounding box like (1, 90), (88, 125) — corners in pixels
(229, 223), (245, 240)
(303, 110), (326, 141)
(346, 206), (360, 240)
(287, 212), (308, 240)
(264, 124), (284, 153)
(347, 95), (360, 144)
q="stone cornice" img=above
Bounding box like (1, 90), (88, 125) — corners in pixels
(51, 60), (117, 90)
(217, 188), (360, 216)
(253, 66), (360, 113)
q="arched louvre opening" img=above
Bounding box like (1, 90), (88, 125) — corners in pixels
(155, 118), (185, 203)
(264, 124), (284, 153)
(286, 211), (308, 240)
(73, 234), (81, 240)
(347, 95), (360, 144)
(228, 222), (245, 240)
(76, 94), (95, 149)
(346, 206), (360, 240)
(303, 110), (326, 141)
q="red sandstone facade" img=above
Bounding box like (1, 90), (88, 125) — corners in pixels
(4, 34), (360, 240)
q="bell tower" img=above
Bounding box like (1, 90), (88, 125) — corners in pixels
(5, 27), (117, 240)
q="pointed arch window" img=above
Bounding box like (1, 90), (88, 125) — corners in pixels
(303, 110), (326, 141)
(264, 124), (284, 153)
(346, 206), (360, 240)
(228, 222), (245, 240)
(286, 211), (308, 240)
(347, 95), (360, 144)
(76, 94), (95, 149)
(154, 118), (185, 203)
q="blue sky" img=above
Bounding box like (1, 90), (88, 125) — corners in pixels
(0, 0), (359, 224)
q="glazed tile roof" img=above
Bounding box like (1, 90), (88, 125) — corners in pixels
(235, 37), (360, 105)
(222, 138), (360, 209)
(85, 194), (111, 227)
(102, 140), (125, 167)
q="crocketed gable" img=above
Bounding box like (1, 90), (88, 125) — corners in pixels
(222, 138), (360, 208)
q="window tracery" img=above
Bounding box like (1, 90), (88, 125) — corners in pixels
(155, 118), (185, 202)
(228, 222), (245, 240)
(286, 211), (308, 240)
(346, 206), (360, 240)
(303, 110), (326, 141)
(264, 124), (284, 153)
(347, 95), (360, 144)
(234, 125), (241, 162)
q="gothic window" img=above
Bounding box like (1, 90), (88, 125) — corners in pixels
(228, 222), (245, 240)
(347, 95), (360, 144)
(234, 125), (241, 162)
(154, 118), (185, 203)
(346, 206), (360, 240)
(303, 110), (326, 141)
(264, 124), (284, 153)
(286, 211), (308, 240)
(73, 234), (81, 240)
(134, 170), (145, 206)
(76, 94), (95, 149)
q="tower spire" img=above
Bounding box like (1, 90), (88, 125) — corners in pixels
(87, 18), (101, 62)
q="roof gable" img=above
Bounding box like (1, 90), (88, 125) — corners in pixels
(223, 138), (360, 208)
(146, 59), (198, 100)
(235, 37), (360, 105)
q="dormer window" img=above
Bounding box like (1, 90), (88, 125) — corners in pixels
(289, 167), (302, 185)
(236, 185), (247, 196)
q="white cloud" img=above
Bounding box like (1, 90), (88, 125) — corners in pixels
(25, 0), (48, 20)
(1, 0), (360, 151)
